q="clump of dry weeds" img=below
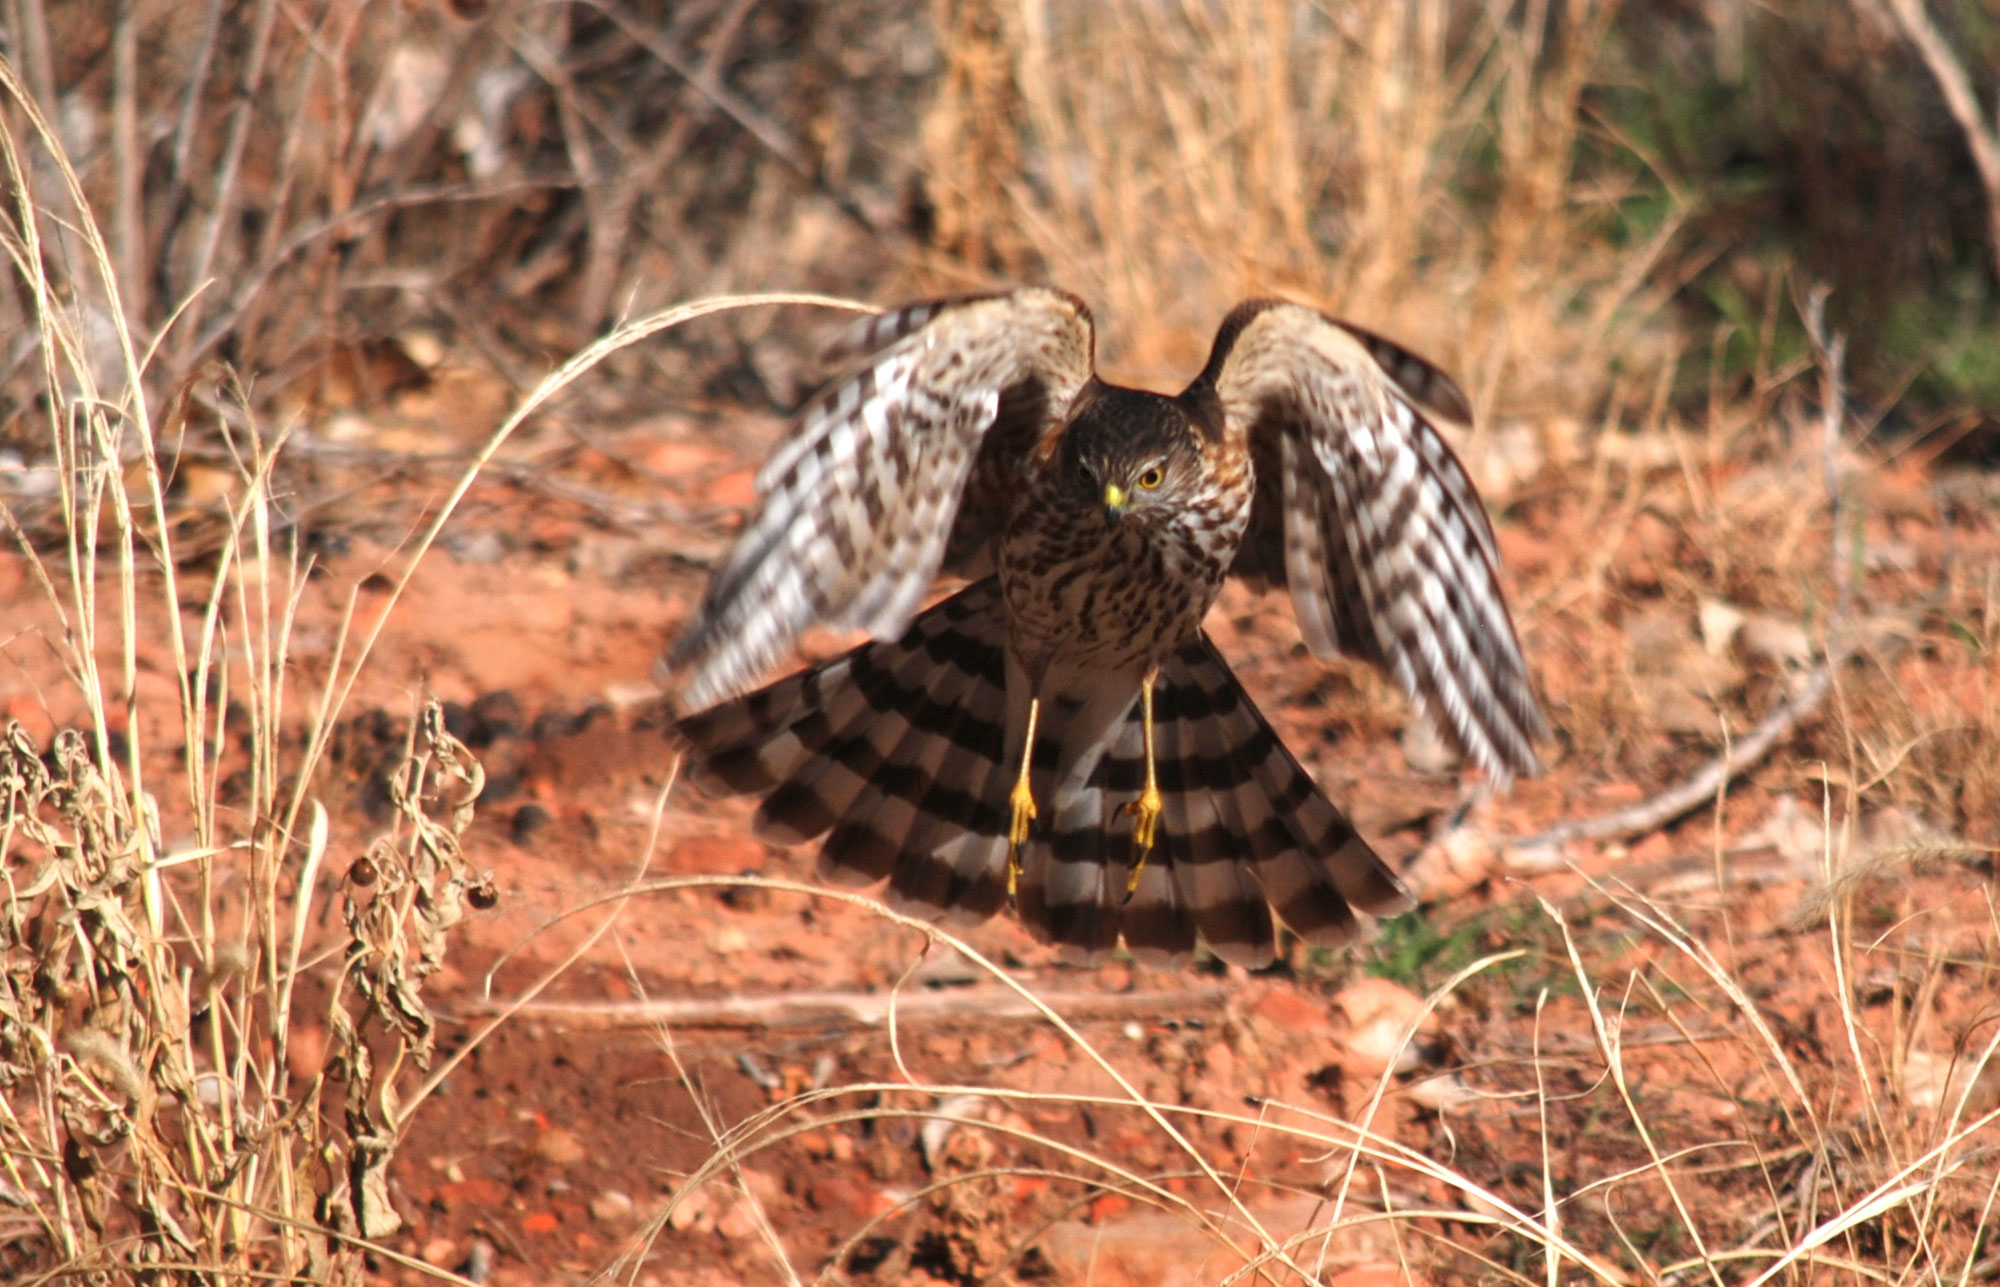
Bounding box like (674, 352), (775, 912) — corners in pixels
(923, 0), (1665, 417)
(0, 81), (497, 1283)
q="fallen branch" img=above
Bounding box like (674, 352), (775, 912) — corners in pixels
(461, 983), (1229, 1031)
(1510, 287), (1854, 869)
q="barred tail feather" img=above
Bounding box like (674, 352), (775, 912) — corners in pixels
(883, 693), (1012, 924)
(673, 582), (1411, 965)
(1167, 637), (1413, 942)
(675, 579), (1019, 905)
(1005, 634), (1412, 965)
(813, 623), (993, 883)
(1154, 676), (1281, 967)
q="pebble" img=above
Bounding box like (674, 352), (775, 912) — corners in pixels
(589, 1189), (636, 1224)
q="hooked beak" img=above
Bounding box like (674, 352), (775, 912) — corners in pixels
(1102, 482), (1127, 525)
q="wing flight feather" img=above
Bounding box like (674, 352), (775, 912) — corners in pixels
(1203, 300), (1548, 783)
(671, 289), (1094, 710)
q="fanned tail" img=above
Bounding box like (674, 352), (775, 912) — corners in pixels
(1018, 633), (1411, 967)
(676, 581), (1016, 923)
(675, 582), (1411, 965)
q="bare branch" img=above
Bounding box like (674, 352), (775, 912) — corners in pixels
(1512, 286), (1856, 864)
(1875, 0), (2000, 289)
(178, 0), (278, 344)
(464, 984), (1229, 1030)
(111, 0), (144, 325)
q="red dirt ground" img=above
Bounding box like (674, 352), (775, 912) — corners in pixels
(4, 355), (1997, 1286)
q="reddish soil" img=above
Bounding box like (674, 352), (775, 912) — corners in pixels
(3, 360), (1997, 1286)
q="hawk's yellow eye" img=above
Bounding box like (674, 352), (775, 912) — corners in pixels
(1137, 467), (1164, 490)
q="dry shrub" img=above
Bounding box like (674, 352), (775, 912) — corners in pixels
(0, 80), (491, 1283)
(921, 0), (1672, 419)
(0, 0), (924, 431)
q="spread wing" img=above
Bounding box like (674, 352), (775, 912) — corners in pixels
(669, 289), (1095, 711)
(1201, 300), (1548, 784)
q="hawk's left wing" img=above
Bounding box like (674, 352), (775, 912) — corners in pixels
(670, 289), (1095, 711)
(1199, 300), (1548, 784)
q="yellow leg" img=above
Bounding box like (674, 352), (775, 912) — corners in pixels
(1123, 671), (1164, 895)
(1006, 696), (1041, 898)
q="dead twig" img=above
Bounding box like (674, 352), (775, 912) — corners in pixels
(275, 436), (703, 532)
(464, 984), (1230, 1031)
(177, 0), (277, 345)
(179, 176), (579, 368)
(580, 0), (760, 325)
(575, 0), (890, 239)
(1511, 287), (1855, 866)
(110, 0), (143, 325)
(1864, 0), (2000, 296)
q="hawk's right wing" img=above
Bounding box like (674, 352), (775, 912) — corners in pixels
(669, 289), (1096, 712)
(1203, 300), (1548, 784)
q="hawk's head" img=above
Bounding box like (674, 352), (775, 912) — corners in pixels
(1059, 386), (1210, 529)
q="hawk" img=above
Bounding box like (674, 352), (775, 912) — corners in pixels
(669, 289), (1547, 966)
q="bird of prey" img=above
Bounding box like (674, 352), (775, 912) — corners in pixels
(669, 289), (1546, 966)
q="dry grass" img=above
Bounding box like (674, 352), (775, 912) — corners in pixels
(573, 874), (2000, 1287)
(0, 54), (846, 1279)
(923, 0), (1673, 419)
(4, 2), (1999, 1285)
(0, 64), (503, 1279)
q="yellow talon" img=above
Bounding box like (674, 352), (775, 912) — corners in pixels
(1122, 671), (1162, 897)
(1007, 777), (1037, 896)
(1123, 782), (1164, 893)
(1007, 697), (1042, 898)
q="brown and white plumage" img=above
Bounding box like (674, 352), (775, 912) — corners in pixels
(669, 289), (1546, 965)
(671, 291), (1094, 712)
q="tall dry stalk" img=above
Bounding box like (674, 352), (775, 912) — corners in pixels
(0, 62), (491, 1283)
(923, 0), (1670, 430)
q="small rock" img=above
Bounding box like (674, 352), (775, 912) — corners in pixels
(715, 1194), (761, 1241)
(1405, 826), (1497, 901)
(443, 528), (508, 565)
(1250, 987), (1333, 1034)
(462, 1231), (494, 1279)
(462, 1236), (496, 1284)
(666, 1186), (713, 1232)
(1406, 1072), (1479, 1113)
(532, 1127), (587, 1167)
(1737, 795), (1830, 874)
(603, 679), (665, 711)
(920, 1094), (988, 1170)
(589, 1189), (635, 1224)
(806, 1175), (877, 1220)
(1400, 716), (1457, 775)
(740, 1167), (786, 1209)
(1332, 979), (1432, 1078)
(641, 438), (735, 479)
(1740, 612), (1813, 671)
(1698, 598), (1746, 656)
(1901, 1048), (2000, 1117)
